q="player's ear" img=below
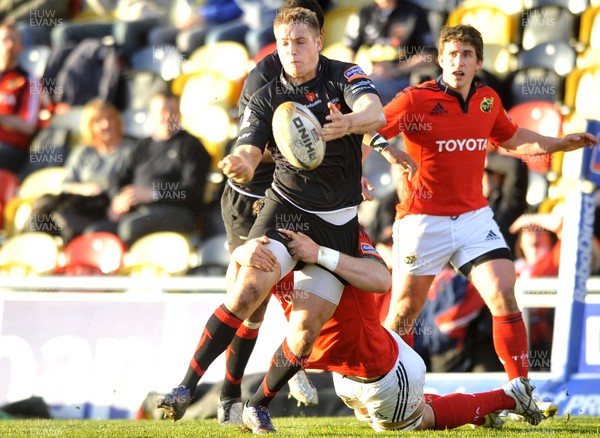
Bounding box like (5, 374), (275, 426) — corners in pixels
(316, 33), (323, 52)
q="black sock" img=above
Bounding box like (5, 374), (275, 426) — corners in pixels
(221, 323), (261, 400)
(180, 304), (242, 395)
(247, 339), (308, 408)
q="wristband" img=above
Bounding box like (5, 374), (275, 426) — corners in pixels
(317, 246), (339, 272)
(369, 133), (389, 153)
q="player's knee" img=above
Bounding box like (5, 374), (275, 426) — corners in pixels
(485, 284), (518, 313)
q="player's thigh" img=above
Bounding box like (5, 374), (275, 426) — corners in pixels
(450, 206), (510, 271)
(393, 215), (454, 276)
(221, 184), (260, 252)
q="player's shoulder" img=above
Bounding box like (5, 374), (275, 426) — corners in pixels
(474, 81), (502, 99)
(391, 78), (440, 103)
(321, 55), (369, 83)
(253, 50), (282, 77)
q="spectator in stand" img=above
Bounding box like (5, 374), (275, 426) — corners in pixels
(29, 99), (133, 242)
(0, 23), (39, 174)
(148, 0), (244, 56)
(63, 99), (133, 197)
(344, 0), (437, 104)
(87, 91), (212, 247)
(484, 151), (529, 254)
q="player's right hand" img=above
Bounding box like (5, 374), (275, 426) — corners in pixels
(218, 155), (252, 182)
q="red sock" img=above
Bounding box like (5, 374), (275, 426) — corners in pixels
(429, 390), (515, 429)
(492, 312), (529, 379)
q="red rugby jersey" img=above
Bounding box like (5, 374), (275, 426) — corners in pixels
(275, 230), (398, 378)
(379, 78), (518, 219)
(0, 68), (39, 150)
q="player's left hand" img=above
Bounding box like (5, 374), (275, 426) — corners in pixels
(381, 147), (418, 180)
(278, 228), (319, 264)
(322, 102), (351, 142)
(559, 132), (599, 152)
(232, 236), (278, 272)
(361, 176), (375, 201)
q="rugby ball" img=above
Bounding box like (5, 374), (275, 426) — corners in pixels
(272, 101), (326, 170)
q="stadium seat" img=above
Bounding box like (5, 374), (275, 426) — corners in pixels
(178, 71), (238, 111)
(578, 6), (600, 49)
(121, 232), (195, 277)
(118, 70), (167, 113)
(0, 170), (20, 230)
(506, 67), (564, 107)
(173, 41), (250, 102)
(323, 6), (360, 48)
(507, 101), (563, 173)
(18, 45), (51, 78)
(482, 43), (517, 79)
(55, 232), (126, 275)
(564, 66), (600, 118)
(460, 0), (525, 14)
(516, 41), (576, 76)
(128, 45), (183, 81)
(0, 232), (61, 276)
(180, 103), (234, 168)
(576, 47), (600, 69)
(448, 5), (515, 45)
(189, 233), (230, 276)
(3, 167), (67, 237)
(523, 0), (588, 14)
(520, 5), (577, 50)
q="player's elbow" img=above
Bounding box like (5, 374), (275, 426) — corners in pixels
(370, 268), (392, 294)
(374, 110), (386, 130)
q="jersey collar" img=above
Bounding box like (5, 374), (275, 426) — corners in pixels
(436, 75), (477, 113)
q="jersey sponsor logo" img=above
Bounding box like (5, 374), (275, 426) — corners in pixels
(480, 97), (494, 113)
(436, 138), (488, 152)
(306, 91), (316, 102)
(344, 65), (369, 82)
(360, 242), (377, 255)
(430, 102), (448, 115)
(405, 254), (418, 264)
(485, 230), (501, 241)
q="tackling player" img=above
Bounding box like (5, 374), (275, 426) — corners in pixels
(232, 228), (543, 432)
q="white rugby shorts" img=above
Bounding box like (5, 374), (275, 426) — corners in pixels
(393, 206), (508, 276)
(332, 330), (426, 431)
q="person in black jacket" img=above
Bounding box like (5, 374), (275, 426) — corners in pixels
(87, 91), (211, 247)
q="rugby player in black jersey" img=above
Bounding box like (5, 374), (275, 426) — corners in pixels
(157, 6), (416, 434)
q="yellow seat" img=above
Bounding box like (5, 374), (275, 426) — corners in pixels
(0, 232), (61, 276)
(4, 167), (67, 237)
(179, 71), (237, 111)
(461, 0), (524, 14)
(180, 104), (234, 170)
(323, 7), (359, 48)
(447, 5), (515, 45)
(172, 41), (250, 100)
(121, 232), (194, 277)
(564, 66), (600, 119)
(579, 6), (600, 49)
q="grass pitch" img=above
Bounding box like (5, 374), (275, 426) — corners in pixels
(0, 416), (598, 437)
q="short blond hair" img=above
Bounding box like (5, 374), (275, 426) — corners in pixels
(274, 7), (320, 37)
(79, 99), (123, 146)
